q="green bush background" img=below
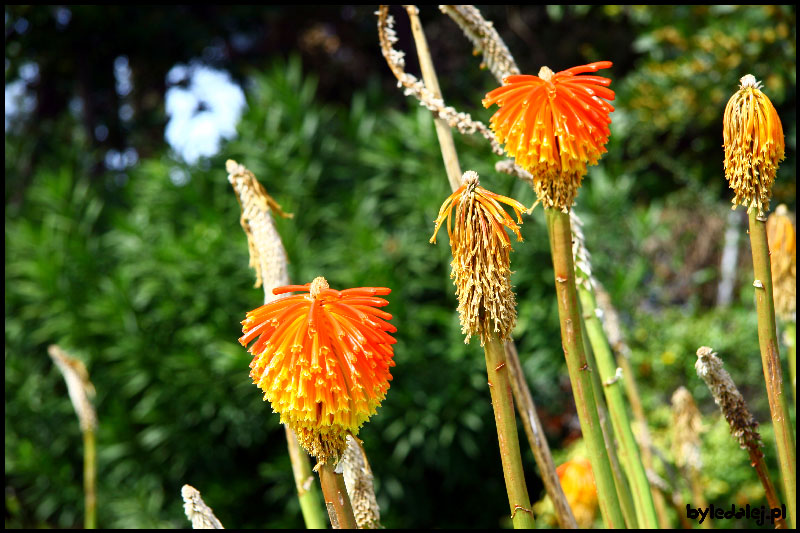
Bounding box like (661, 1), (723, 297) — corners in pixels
(5, 5), (796, 529)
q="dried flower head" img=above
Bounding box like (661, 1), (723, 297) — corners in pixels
(723, 74), (785, 215)
(671, 386), (703, 471)
(226, 159), (293, 300)
(766, 204), (796, 321)
(48, 345), (97, 432)
(695, 347), (762, 452)
(430, 171), (526, 344)
(239, 277), (396, 466)
(181, 485), (224, 529)
(556, 458), (598, 528)
(483, 62), (615, 210)
(342, 435), (381, 529)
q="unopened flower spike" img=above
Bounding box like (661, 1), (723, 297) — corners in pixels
(239, 276), (397, 467)
(430, 170), (527, 344)
(483, 62), (615, 210)
(723, 74), (785, 216)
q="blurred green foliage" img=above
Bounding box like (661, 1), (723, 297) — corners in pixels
(5, 5), (797, 530)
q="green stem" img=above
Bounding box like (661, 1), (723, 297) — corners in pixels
(581, 321), (639, 528)
(504, 341), (578, 529)
(285, 426), (327, 529)
(545, 208), (626, 529)
(748, 209), (796, 528)
(616, 352), (672, 528)
(83, 428), (96, 529)
(483, 335), (536, 528)
(579, 285), (660, 528)
(318, 462), (358, 530)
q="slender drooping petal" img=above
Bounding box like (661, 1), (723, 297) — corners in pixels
(483, 62), (615, 210)
(240, 277), (396, 465)
(430, 171), (526, 344)
(723, 74), (785, 215)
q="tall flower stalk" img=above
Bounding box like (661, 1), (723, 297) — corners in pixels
(386, 6), (577, 527)
(48, 345), (97, 529)
(595, 283), (673, 528)
(430, 171), (535, 528)
(227, 160), (327, 529)
(573, 215), (660, 528)
(723, 74), (795, 528)
(484, 62), (627, 528)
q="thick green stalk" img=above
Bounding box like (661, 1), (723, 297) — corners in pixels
(318, 463), (358, 530)
(748, 209), (796, 528)
(483, 334), (536, 529)
(286, 426), (327, 529)
(616, 352), (672, 528)
(595, 284), (672, 528)
(545, 208), (626, 528)
(579, 285), (659, 528)
(504, 342), (578, 529)
(83, 428), (96, 529)
(581, 322), (638, 528)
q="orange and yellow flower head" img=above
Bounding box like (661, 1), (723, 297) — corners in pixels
(723, 74), (785, 215)
(430, 171), (526, 345)
(239, 277), (396, 465)
(483, 62), (615, 210)
(557, 458), (598, 528)
(766, 205), (796, 321)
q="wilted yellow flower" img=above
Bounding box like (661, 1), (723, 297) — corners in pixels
(430, 171), (526, 344)
(557, 458), (598, 528)
(483, 62), (615, 210)
(766, 204), (796, 320)
(240, 277), (397, 465)
(723, 74), (785, 215)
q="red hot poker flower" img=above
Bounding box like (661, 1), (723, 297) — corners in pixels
(239, 277), (396, 465)
(483, 62), (615, 210)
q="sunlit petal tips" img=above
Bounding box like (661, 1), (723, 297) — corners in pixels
(240, 276), (396, 465)
(483, 62), (615, 210)
(723, 74), (785, 215)
(430, 171), (526, 345)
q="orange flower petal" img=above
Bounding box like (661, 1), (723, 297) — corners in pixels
(240, 277), (396, 464)
(484, 62), (615, 209)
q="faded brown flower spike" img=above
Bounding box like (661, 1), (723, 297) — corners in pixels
(695, 347), (762, 451)
(430, 171), (526, 344)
